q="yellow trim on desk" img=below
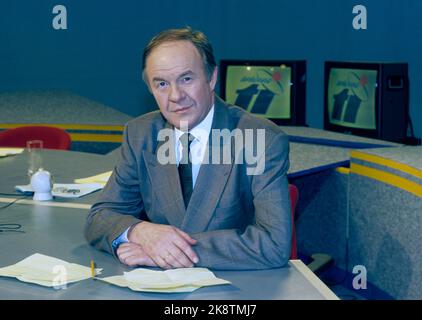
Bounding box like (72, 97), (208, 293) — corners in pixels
(351, 163), (422, 198)
(351, 150), (422, 180)
(69, 133), (123, 143)
(0, 123), (125, 131)
(335, 167), (350, 175)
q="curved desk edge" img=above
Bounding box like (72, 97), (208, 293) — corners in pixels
(290, 260), (339, 300)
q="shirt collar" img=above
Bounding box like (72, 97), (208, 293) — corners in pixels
(174, 105), (214, 146)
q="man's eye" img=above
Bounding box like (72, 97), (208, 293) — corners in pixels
(157, 81), (167, 88)
(183, 76), (192, 82)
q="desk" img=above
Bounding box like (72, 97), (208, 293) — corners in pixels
(0, 151), (338, 300)
(0, 203), (337, 300)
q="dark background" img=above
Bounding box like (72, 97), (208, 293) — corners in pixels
(1, 0), (420, 137)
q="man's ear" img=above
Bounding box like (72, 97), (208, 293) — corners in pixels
(209, 67), (218, 91)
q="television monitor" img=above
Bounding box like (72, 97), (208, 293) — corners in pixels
(324, 61), (409, 143)
(219, 60), (306, 125)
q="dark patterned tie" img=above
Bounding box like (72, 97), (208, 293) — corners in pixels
(178, 133), (194, 208)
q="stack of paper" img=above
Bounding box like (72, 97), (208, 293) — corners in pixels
(15, 183), (104, 198)
(74, 171), (112, 187)
(0, 147), (24, 158)
(0, 253), (102, 287)
(99, 267), (231, 293)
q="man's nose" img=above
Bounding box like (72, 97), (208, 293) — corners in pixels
(169, 84), (184, 102)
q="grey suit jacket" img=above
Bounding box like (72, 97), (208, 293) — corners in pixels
(85, 96), (292, 270)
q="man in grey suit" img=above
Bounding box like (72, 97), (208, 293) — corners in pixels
(85, 27), (292, 270)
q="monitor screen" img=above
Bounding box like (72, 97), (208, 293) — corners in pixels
(327, 67), (378, 130)
(220, 60), (306, 126)
(224, 64), (292, 119)
(324, 61), (409, 143)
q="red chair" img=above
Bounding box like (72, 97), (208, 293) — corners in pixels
(288, 184), (334, 269)
(289, 184), (299, 259)
(0, 126), (71, 150)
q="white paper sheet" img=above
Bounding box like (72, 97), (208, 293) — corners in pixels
(0, 253), (102, 287)
(99, 267), (231, 293)
(74, 171), (112, 186)
(0, 147), (24, 157)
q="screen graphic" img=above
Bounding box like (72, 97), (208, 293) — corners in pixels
(327, 68), (378, 130)
(225, 65), (292, 119)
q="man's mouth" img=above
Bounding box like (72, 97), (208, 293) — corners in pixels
(173, 106), (191, 113)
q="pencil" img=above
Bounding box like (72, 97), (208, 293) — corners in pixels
(90, 259), (95, 277)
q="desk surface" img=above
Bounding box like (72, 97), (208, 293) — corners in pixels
(0, 149), (114, 204)
(0, 203), (337, 300)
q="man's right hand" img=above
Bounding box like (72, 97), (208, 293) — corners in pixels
(117, 242), (156, 267)
(128, 221), (199, 269)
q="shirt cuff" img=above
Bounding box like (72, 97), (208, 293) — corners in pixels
(112, 227), (130, 250)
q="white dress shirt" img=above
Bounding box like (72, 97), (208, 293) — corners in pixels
(173, 105), (214, 187)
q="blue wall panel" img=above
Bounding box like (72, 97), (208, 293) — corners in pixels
(1, 0), (421, 137)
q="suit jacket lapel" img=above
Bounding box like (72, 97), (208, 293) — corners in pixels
(182, 96), (235, 233)
(143, 122), (186, 228)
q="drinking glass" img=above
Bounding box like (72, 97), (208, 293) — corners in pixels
(27, 140), (44, 179)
